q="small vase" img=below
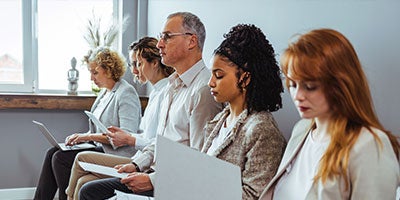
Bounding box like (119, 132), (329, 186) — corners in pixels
(91, 82), (100, 95)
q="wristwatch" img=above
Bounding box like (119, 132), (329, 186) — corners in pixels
(132, 162), (141, 172)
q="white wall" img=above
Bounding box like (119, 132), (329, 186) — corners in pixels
(148, 0), (400, 139)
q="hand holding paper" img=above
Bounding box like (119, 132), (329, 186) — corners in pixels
(84, 111), (110, 134)
(78, 161), (129, 179)
(84, 111), (117, 149)
(107, 126), (136, 147)
(121, 173), (154, 193)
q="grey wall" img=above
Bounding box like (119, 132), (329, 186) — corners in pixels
(121, 0), (150, 96)
(0, 110), (88, 188)
(148, 0), (400, 139)
(1, 0), (399, 189)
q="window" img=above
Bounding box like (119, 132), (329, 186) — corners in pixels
(0, 0), (146, 94)
(0, 1), (27, 91)
(37, 0), (115, 93)
(0, 0), (118, 93)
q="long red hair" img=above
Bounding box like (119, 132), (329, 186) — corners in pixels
(281, 28), (399, 189)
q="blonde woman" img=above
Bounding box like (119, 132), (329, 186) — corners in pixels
(34, 47), (141, 200)
(66, 37), (174, 200)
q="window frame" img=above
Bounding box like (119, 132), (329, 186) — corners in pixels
(0, 0), (133, 94)
(0, 0), (35, 93)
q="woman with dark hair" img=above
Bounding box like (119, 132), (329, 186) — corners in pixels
(107, 37), (174, 148)
(259, 28), (400, 200)
(202, 24), (286, 200)
(65, 37), (174, 200)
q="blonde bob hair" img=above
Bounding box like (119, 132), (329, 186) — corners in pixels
(83, 47), (126, 82)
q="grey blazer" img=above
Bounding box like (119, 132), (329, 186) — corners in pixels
(201, 107), (286, 200)
(259, 119), (400, 200)
(89, 79), (141, 157)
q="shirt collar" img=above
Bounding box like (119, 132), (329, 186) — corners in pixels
(152, 77), (168, 91)
(173, 59), (205, 87)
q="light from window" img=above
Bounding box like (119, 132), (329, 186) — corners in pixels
(0, 1), (23, 84)
(37, 0), (114, 92)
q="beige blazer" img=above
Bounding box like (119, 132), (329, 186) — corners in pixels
(259, 119), (400, 200)
(202, 107), (286, 200)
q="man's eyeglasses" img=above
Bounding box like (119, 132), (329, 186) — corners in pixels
(157, 32), (193, 42)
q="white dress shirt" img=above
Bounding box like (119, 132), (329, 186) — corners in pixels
(132, 59), (222, 174)
(131, 78), (168, 151)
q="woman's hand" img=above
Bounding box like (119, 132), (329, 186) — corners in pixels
(65, 133), (90, 146)
(107, 126), (136, 147)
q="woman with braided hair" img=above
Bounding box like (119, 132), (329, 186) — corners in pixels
(202, 24), (286, 200)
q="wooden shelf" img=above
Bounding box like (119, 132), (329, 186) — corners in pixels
(0, 93), (148, 111)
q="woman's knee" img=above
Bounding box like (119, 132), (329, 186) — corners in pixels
(45, 147), (59, 160)
(75, 151), (100, 162)
(52, 150), (76, 168)
(52, 150), (66, 165)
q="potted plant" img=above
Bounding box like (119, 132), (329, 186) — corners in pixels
(82, 11), (129, 95)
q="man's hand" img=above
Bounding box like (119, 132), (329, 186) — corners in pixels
(120, 172), (153, 193)
(114, 163), (137, 173)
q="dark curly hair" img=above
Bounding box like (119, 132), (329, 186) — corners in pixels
(214, 24), (283, 113)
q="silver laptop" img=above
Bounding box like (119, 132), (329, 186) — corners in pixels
(33, 120), (96, 151)
(154, 135), (242, 200)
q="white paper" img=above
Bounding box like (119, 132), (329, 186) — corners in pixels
(79, 161), (129, 179)
(84, 111), (117, 149)
(155, 136), (242, 200)
(84, 110), (110, 133)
